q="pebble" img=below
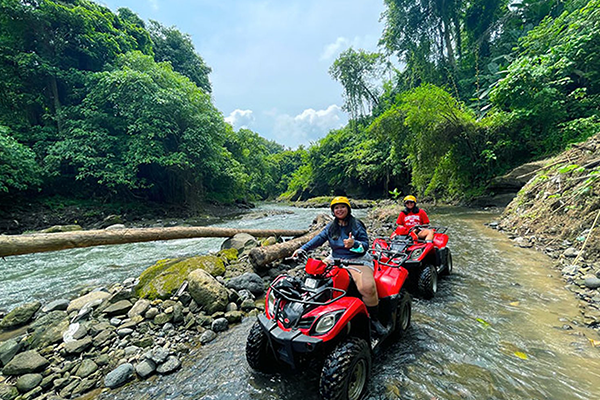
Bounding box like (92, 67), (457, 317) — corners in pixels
(156, 355), (181, 374)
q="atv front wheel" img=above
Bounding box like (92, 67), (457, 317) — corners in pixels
(393, 290), (411, 339)
(246, 319), (274, 372)
(418, 264), (438, 299)
(320, 337), (371, 400)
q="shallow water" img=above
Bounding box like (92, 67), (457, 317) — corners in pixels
(93, 206), (600, 400)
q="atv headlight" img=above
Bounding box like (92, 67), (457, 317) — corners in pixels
(411, 248), (423, 260)
(314, 311), (342, 335)
(267, 289), (276, 317)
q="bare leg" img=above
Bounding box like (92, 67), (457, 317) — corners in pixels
(418, 229), (434, 242)
(348, 265), (378, 307)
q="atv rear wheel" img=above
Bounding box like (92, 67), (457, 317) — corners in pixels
(393, 290), (411, 339)
(418, 264), (438, 299)
(320, 337), (371, 400)
(441, 249), (453, 276)
(246, 319), (274, 372)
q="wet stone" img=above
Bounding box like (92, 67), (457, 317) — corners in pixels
(41, 299), (70, 313)
(135, 359), (156, 379)
(0, 383), (18, 400)
(15, 374), (42, 393)
(584, 277), (600, 289)
(156, 355), (181, 374)
(72, 376), (97, 396)
(148, 347), (169, 364)
(0, 301), (41, 330)
(200, 330), (217, 344)
(145, 307), (159, 320)
(211, 317), (228, 332)
(0, 339), (21, 367)
(104, 363), (134, 389)
(75, 359), (98, 378)
(2, 350), (49, 375)
(564, 247), (579, 257)
(59, 379), (79, 398)
(117, 328), (134, 337)
(64, 336), (92, 354)
(153, 313), (172, 325)
(103, 300), (133, 316)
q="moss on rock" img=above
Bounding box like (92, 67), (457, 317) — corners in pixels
(135, 256), (226, 300)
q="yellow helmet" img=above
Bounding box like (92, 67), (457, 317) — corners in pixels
(403, 195), (417, 203)
(330, 196), (351, 210)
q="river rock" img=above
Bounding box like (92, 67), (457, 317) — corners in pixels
(0, 339), (21, 367)
(211, 317), (228, 332)
(562, 265), (579, 276)
(0, 301), (41, 331)
(104, 363), (134, 388)
(225, 272), (265, 295)
(238, 289), (255, 302)
(135, 359), (156, 379)
(153, 312), (172, 325)
(148, 346), (170, 364)
(15, 374), (42, 393)
(71, 376), (98, 397)
(41, 299), (69, 313)
(585, 277), (600, 289)
(64, 336), (92, 354)
(59, 379), (79, 398)
(102, 300), (133, 316)
(26, 310), (69, 349)
(240, 298), (256, 311)
(67, 291), (110, 313)
(200, 330), (217, 344)
(128, 299), (151, 319)
(135, 256), (226, 300)
(563, 247), (579, 258)
(220, 233), (258, 253)
(0, 383), (18, 400)
(217, 248), (238, 263)
(187, 269), (229, 314)
(75, 359), (98, 378)
(2, 350), (49, 375)
(156, 355), (181, 374)
(225, 311), (244, 323)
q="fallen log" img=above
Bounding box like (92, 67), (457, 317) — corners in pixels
(248, 229), (321, 268)
(0, 227), (308, 258)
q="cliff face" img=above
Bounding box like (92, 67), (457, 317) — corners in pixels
(497, 133), (600, 328)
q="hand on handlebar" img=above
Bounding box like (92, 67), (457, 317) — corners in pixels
(291, 248), (307, 260)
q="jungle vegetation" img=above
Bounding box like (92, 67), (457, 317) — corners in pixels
(0, 0), (598, 212)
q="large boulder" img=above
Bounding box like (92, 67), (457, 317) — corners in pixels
(220, 233), (258, 254)
(225, 272), (265, 295)
(187, 269), (229, 314)
(135, 256), (226, 300)
(0, 302), (41, 331)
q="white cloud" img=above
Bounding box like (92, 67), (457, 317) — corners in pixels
(225, 109), (255, 130)
(273, 105), (346, 148)
(147, 0), (159, 11)
(320, 34), (381, 61)
(320, 37), (350, 61)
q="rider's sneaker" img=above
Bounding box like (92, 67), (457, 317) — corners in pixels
(371, 319), (390, 337)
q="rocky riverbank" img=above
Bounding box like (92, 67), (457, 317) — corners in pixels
(493, 133), (600, 334)
(0, 228), (313, 400)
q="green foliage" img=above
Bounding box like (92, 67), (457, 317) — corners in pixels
(0, 126), (41, 192)
(45, 51), (228, 203)
(147, 20), (212, 93)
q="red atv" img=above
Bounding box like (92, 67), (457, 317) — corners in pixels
(371, 225), (452, 299)
(246, 257), (411, 400)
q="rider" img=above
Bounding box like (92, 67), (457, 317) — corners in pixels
(292, 196), (389, 336)
(396, 195), (434, 242)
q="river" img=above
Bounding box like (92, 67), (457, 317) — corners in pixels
(3, 205), (600, 399)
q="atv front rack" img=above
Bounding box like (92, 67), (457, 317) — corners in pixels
(270, 281), (347, 306)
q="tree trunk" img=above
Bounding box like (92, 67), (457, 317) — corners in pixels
(0, 227), (308, 258)
(248, 229), (322, 268)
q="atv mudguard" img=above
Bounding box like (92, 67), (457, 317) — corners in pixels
(374, 262), (408, 298)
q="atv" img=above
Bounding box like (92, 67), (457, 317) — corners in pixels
(371, 225), (452, 299)
(246, 256), (411, 400)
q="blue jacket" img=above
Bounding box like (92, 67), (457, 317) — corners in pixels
(301, 217), (369, 259)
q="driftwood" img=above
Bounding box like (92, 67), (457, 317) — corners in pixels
(248, 229), (321, 268)
(0, 227), (308, 258)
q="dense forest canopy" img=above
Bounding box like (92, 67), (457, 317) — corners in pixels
(0, 0), (598, 212)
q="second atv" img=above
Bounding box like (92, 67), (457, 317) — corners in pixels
(371, 225), (452, 299)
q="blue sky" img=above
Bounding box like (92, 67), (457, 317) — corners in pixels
(99, 0), (386, 148)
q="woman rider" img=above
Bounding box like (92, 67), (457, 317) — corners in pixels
(396, 195), (434, 242)
(292, 196), (389, 336)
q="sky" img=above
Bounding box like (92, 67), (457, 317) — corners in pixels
(99, 0), (387, 149)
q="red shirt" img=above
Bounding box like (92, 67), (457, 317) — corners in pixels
(396, 209), (430, 228)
